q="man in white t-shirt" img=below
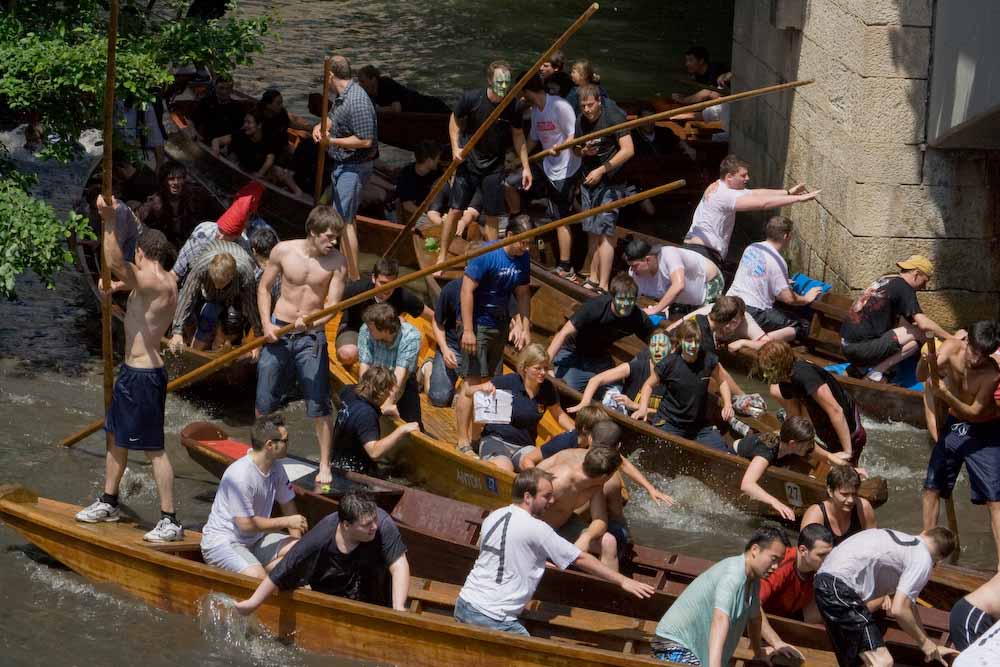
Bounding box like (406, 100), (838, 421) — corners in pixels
(683, 154), (820, 268)
(727, 216), (822, 343)
(200, 414), (306, 578)
(623, 238), (723, 318)
(454, 468), (654, 635)
(813, 527), (958, 667)
(505, 72), (582, 278)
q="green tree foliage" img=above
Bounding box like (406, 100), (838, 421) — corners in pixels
(0, 0), (271, 298)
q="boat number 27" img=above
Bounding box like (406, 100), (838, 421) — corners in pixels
(784, 482), (803, 508)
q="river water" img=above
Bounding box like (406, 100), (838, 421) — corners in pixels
(0, 2), (994, 665)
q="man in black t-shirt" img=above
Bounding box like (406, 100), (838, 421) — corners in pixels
(395, 140), (442, 222)
(574, 84), (634, 292)
(547, 273), (654, 391)
(435, 61), (531, 266)
(192, 75), (246, 142)
(357, 65), (451, 115)
(335, 257), (432, 366)
(670, 45), (731, 105)
(839, 255), (954, 383)
(236, 492), (410, 613)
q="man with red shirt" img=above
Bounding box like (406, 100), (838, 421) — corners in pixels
(760, 523), (834, 621)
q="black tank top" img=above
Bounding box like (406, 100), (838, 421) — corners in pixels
(818, 501), (863, 546)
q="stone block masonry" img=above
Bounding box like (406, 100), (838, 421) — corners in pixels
(728, 0), (998, 328)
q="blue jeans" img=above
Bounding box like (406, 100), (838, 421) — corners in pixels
(657, 421), (728, 453)
(256, 327), (331, 418)
(453, 597), (529, 636)
(330, 160), (374, 222)
(553, 349), (615, 393)
(428, 347), (460, 407)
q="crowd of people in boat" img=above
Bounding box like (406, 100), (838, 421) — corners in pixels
(72, 49), (1000, 667)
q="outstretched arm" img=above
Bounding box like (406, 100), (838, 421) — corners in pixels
(734, 189), (820, 212)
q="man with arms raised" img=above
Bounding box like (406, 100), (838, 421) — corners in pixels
(683, 154), (819, 269)
(76, 196), (183, 542)
(454, 468), (654, 635)
(201, 414), (304, 577)
(652, 526), (802, 666)
(920, 320), (1000, 566)
(257, 206), (347, 486)
(538, 439), (622, 570)
(815, 526), (958, 667)
(236, 491), (410, 613)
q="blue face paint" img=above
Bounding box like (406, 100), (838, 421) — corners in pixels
(649, 333), (671, 363)
(680, 339), (699, 357)
(613, 296), (636, 316)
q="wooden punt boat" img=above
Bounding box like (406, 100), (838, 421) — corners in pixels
(178, 425), (955, 662)
(408, 234), (890, 520)
(168, 98), (419, 268)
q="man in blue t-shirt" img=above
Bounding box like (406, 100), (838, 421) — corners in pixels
(455, 217), (533, 456)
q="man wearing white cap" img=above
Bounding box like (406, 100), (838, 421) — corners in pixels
(840, 255), (955, 383)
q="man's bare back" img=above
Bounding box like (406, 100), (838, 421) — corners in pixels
(538, 449), (605, 529)
(259, 236), (346, 339)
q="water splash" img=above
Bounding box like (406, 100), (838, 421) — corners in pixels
(196, 593), (308, 667)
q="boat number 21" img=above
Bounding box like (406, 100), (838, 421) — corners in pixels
(784, 482), (803, 507)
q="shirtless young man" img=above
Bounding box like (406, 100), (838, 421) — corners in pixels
(256, 206), (347, 486)
(538, 439), (622, 570)
(76, 196), (183, 543)
(920, 320), (1000, 566)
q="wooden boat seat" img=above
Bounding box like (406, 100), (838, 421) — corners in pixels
(390, 490), (488, 546)
(805, 295), (854, 361)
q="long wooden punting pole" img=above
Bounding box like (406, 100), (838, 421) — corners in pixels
(56, 178), (685, 447)
(528, 79), (813, 164)
(98, 0), (119, 447)
(312, 56), (333, 203)
(925, 336), (961, 562)
(381, 2), (600, 259)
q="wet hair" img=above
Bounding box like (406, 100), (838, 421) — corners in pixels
(363, 302), (401, 336)
(506, 214), (533, 237)
(798, 523), (834, 550)
(924, 526), (957, 560)
(685, 45), (710, 63)
(589, 420), (622, 450)
(576, 83), (601, 103)
(413, 139), (441, 164)
(720, 154), (751, 179)
(574, 404), (609, 434)
(338, 491), (378, 524)
(756, 340), (795, 383)
(157, 160), (186, 189)
(709, 295), (745, 326)
(331, 55), (352, 80)
(622, 238), (654, 263)
(372, 257), (400, 280)
(486, 60), (511, 80)
(260, 89), (282, 106)
(744, 525), (790, 553)
(250, 413), (285, 451)
(825, 464), (861, 492)
(250, 226), (279, 258)
(513, 467), (554, 501)
(546, 50), (565, 71)
(764, 216), (794, 241)
(355, 364), (396, 405)
(520, 70), (545, 93)
(136, 228), (176, 271)
(517, 343), (551, 375)
(967, 321), (1000, 356)
(358, 64), (379, 81)
(207, 252), (236, 287)
(608, 272), (639, 299)
(582, 444), (621, 478)
(572, 59), (599, 84)
(305, 205), (346, 237)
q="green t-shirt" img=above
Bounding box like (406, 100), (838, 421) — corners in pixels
(654, 555), (760, 664)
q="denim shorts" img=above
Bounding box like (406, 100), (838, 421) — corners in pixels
(330, 160), (374, 222)
(453, 596), (529, 636)
(255, 326), (332, 418)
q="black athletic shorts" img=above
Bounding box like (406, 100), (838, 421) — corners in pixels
(105, 364), (168, 450)
(950, 596), (996, 651)
(745, 304), (810, 340)
(450, 164), (505, 217)
(681, 242), (724, 272)
(814, 573), (886, 667)
(841, 330), (902, 367)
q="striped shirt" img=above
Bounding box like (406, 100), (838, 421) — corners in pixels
(357, 321), (421, 373)
(173, 217), (276, 284)
(171, 239), (262, 336)
(328, 80), (378, 163)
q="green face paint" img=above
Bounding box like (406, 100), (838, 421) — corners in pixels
(680, 339), (699, 357)
(649, 333), (671, 363)
(491, 69), (511, 98)
(612, 295), (636, 317)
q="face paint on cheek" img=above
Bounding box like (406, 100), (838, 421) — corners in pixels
(649, 335), (670, 363)
(613, 297), (635, 316)
(680, 340), (699, 357)
(492, 71), (511, 97)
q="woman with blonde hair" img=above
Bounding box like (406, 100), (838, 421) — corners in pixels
(565, 59), (613, 113)
(463, 343), (574, 470)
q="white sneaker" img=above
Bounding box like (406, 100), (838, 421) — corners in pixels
(144, 516), (184, 542)
(75, 498), (120, 523)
